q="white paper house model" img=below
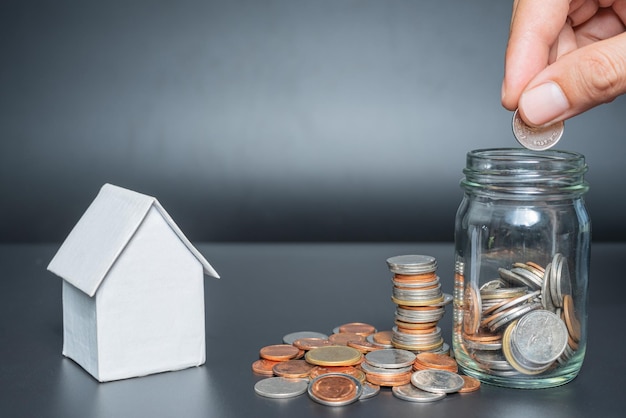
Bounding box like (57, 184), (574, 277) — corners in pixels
(47, 183), (219, 382)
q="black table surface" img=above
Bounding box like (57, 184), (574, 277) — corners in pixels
(1, 242), (624, 418)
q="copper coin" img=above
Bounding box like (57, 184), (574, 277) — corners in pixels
(292, 337), (332, 351)
(458, 375), (481, 393)
(463, 285), (481, 335)
(328, 332), (365, 346)
(563, 294), (581, 342)
(395, 325), (437, 335)
(251, 359), (279, 376)
(272, 359), (316, 378)
(309, 365), (365, 382)
(259, 344), (300, 361)
(414, 353), (458, 373)
(463, 329), (502, 343)
(364, 370), (413, 387)
(372, 330), (393, 345)
(393, 272), (437, 282)
(308, 374), (362, 406)
(395, 320), (439, 330)
(347, 340), (381, 353)
(337, 322), (377, 336)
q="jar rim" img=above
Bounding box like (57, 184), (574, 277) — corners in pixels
(461, 148), (589, 197)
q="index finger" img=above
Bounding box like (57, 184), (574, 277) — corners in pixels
(502, 0), (571, 110)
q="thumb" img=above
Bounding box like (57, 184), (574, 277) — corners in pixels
(518, 32), (626, 127)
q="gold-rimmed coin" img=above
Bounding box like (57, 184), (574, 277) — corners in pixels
(272, 359), (315, 378)
(259, 344), (301, 361)
(305, 346), (363, 367)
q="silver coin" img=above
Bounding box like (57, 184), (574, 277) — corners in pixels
(366, 334), (394, 348)
(541, 262), (556, 312)
(511, 310), (568, 365)
(490, 290), (541, 316)
(512, 108), (564, 151)
(511, 267), (543, 289)
(392, 383), (446, 403)
(359, 382), (380, 400)
(480, 278), (508, 291)
(283, 331), (329, 345)
(489, 302), (543, 332)
(410, 369), (465, 394)
(254, 377), (309, 399)
(364, 348), (416, 368)
(499, 267), (536, 290)
(360, 361), (413, 375)
(386, 255), (437, 275)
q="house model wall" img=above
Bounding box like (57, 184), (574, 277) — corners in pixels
(47, 183), (219, 382)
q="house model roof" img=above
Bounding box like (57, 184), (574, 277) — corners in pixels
(48, 183), (219, 297)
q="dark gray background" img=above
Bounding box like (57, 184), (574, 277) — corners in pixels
(2, 0), (624, 243)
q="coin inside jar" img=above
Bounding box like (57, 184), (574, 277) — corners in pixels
(308, 373), (363, 406)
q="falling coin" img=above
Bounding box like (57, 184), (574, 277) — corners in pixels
(512, 109), (564, 151)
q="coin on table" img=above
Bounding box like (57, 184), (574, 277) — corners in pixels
(252, 359), (280, 376)
(458, 375), (481, 393)
(259, 344), (301, 361)
(309, 365), (365, 382)
(308, 373), (363, 406)
(386, 255), (438, 275)
(283, 331), (329, 345)
(292, 338), (333, 351)
(365, 348), (416, 369)
(359, 382), (380, 400)
(272, 359), (316, 379)
(411, 369), (465, 394)
(305, 346), (363, 367)
(392, 383), (446, 403)
(512, 108), (564, 151)
(414, 352), (458, 373)
(328, 332), (365, 346)
(254, 377), (309, 399)
(337, 322), (377, 336)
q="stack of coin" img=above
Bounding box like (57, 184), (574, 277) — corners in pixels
(329, 322), (383, 353)
(457, 253), (580, 377)
(413, 352), (458, 373)
(360, 348), (415, 386)
(386, 255), (452, 353)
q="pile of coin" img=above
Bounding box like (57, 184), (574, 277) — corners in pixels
(386, 255), (452, 353)
(456, 253), (581, 377)
(253, 323), (480, 405)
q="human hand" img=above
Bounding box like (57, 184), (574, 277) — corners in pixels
(501, 0), (626, 127)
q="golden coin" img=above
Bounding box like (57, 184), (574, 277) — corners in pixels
(272, 359), (315, 378)
(372, 330), (393, 345)
(526, 261), (546, 274)
(309, 374), (361, 404)
(309, 366), (366, 383)
(305, 346), (363, 367)
(458, 375), (481, 393)
(251, 359), (279, 376)
(338, 322), (377, 336)
(292, 337), (333, 351)
(414, 353), (458, 373)
(563, 294), (581, 342)
(328, 332), (365, 346)
(259, 344), (300, 361)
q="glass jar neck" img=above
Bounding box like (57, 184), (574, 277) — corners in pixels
(461, 148), (589, 199)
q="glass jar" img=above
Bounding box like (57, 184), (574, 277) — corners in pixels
(453, 148), (590, 389)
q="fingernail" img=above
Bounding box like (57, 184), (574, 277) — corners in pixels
(519, 82), (569, 126)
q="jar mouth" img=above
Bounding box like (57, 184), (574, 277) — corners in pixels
(461, 148), (589, 197)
